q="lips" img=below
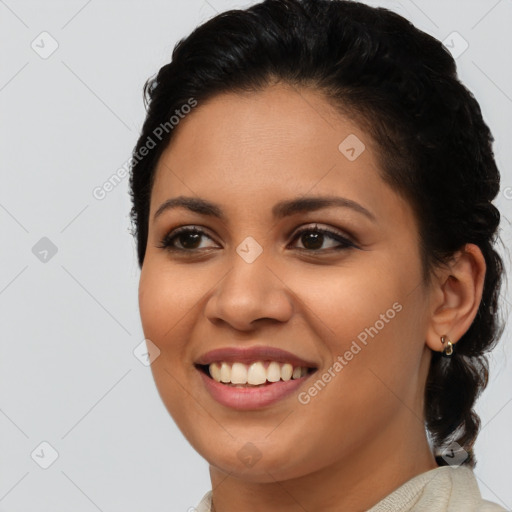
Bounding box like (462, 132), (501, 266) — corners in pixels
(194, 345), (318, 409)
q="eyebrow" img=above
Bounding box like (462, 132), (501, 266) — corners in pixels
(153, 195), (376, 222)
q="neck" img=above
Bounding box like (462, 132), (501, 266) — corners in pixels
(208, 417), (438, 512)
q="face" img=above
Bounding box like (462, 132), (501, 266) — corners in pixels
(138, 83), (434, 482)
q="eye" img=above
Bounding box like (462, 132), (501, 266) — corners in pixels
(157, 226), (219, 252)
(157, 223), (358, 254)
(288, 224), (358, 252)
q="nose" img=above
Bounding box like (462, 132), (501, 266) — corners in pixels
(204, 252), (294, 332)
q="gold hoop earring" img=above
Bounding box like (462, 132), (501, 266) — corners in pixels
(440, 335), (454, 357)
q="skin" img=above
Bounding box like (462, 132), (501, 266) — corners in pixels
(138, 82), (486, 512)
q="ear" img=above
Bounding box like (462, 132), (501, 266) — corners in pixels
(425, 243), (486, 353)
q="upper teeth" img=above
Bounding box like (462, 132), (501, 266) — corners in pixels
(208, 361), (309, 385)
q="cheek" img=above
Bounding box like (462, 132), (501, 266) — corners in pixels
(284, 255), (426, 399)
(137, 261), (206, 422)
(138, 259), (209, 344)
(284, 259), (409, 347)
(292, 261), (427, 413)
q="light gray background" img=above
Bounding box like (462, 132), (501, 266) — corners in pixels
(1, 0), (511, 510)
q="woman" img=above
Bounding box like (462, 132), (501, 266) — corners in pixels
(129, 0), (507, 510)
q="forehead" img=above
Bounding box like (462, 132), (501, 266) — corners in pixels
(154, 85), (379, 199)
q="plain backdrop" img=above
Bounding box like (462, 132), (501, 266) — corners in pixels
(1, 0), (511, 510)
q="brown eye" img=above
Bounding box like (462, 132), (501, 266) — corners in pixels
(300, 231), (324, 250)
(290, 225), (357, 252)
(157, 227), (219, 252)
(177, 231), (202, 249)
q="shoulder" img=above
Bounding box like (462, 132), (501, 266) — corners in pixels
(369, 465), (508, 512)
(195, 490), (213, 512)
(448, 466), (508, 511)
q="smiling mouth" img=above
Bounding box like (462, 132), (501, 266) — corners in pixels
(196, 361), (317, 387)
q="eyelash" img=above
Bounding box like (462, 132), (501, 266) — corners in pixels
(156, 224), (359, 254)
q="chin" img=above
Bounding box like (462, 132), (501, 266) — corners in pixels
(195, 435), (318, 482)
